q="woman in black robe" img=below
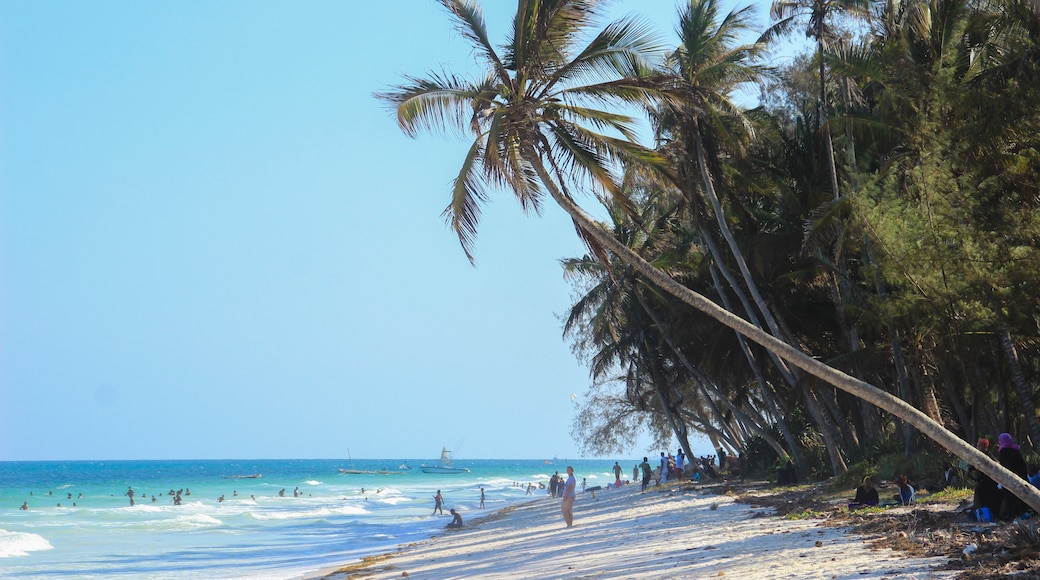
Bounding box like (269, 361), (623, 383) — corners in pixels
(997, 433), (1030, 520)
(971, 438), (1001, 516)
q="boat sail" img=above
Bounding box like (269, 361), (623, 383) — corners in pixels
(420, 447), (470, 474)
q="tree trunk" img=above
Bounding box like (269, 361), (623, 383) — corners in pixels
(641, 289), (791, 461)
(805, 386), (848, 475)
(874, 261), (917, 456)
(997, 319), (1040, 450)
(707, 262), (808, 468)
(528, 151), (1040, 514)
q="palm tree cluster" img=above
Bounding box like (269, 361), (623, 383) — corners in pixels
(378, 0), (1040, 507)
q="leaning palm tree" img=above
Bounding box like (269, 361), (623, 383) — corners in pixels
(651, 0), (854, 474)
(376, 0), (1040, 511)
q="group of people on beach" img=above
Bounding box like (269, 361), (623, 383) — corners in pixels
(432, 487), (485, 529)
(843, 431), (1038, 520)
(969, 433), (1034, 521)
(846, 475), (913, 510)
(632, 449), (720, 491)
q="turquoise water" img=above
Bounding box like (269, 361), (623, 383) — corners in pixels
(0, 459), (621, 579)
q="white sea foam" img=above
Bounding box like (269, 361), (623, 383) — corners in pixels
(247, 505), (368, 521)
(0, 458), (615, 579)
(168, 513), (222, 529)
(0, 529), (54, 558)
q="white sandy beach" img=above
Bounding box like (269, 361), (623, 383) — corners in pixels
(310, 482), (955, 579)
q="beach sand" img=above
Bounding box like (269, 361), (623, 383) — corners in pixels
(310, 481), (954, 579)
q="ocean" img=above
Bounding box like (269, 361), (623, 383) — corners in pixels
(0, 458), (621, 579)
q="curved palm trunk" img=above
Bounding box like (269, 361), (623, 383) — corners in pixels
(636, 288), (789, 460)
(873, 259), (917, 454)
(527, 150), (1040, 514)
(645, 349), (697, 467)
(805, 385), (849, 475)
(693, 136), (851, 474)
(707, 260), (808, 469)
(693, 133), (786, 343)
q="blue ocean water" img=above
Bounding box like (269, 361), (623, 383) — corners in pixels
(0, 458), (620, 579)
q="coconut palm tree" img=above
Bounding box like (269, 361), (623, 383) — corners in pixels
(377, 0), (1040, 512)
(649, 0), (857, 473)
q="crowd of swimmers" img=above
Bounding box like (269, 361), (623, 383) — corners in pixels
(14, 484), (340, 510)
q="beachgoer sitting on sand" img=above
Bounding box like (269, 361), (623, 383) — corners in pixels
(896, 475), (915, 506)
(445, 508), (463, 529)
(997, 433), (1029, 520)
(848, 476), (879, 509)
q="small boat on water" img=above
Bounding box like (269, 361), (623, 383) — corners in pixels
(338, 449), (409, 475)
(420, 447), (470, 474)
(337, 467), (408, 475)
(222, 474), (262, 479)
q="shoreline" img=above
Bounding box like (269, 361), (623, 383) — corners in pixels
(304, 480), (956, 579)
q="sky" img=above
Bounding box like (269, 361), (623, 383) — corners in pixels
(1, 0), (790, 461)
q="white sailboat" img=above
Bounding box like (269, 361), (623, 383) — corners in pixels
(420, 447), (470, 474)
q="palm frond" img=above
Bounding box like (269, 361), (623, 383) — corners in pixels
(547, 16), (665, 89)
(443, 137), (491, 264)
(375, 72), (491, 139)
(440, 0), (513, 87)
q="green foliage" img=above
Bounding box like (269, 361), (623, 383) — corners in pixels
(745, 433), (785, 471)
(783, 508), (827, 520)
(420, 0), (1040, 475)
(918, 487), (972, 505)
(829, 458), (878, 491)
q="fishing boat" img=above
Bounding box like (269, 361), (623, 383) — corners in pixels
(337, 467), (407, 475)
(338, 449), (409, 475)
(420, 447), (470, 474)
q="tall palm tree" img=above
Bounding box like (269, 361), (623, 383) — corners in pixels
(377, 0), (1040, 511)
(767, 0), (871, 200)
(768, 0), (871, 389)
(651, 0), (855, 473)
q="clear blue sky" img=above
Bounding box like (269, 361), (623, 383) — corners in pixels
(1, 0), (782, 461)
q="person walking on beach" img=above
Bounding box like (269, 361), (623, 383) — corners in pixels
(639, 457), (653, 491)
(613, 462), (622, 483)
(433, 490), (444, 515)
(479, 487), (485, 509)
(659, 452), (668, 484)
(561, 466), (576, 527)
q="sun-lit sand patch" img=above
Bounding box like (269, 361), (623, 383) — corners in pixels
(310, 482), (954, 579)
